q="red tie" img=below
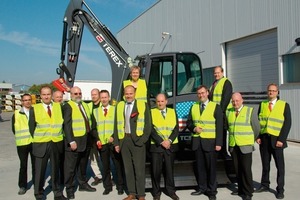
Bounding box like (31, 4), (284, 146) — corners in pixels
(269, 102), (273, 111)
(104, 108), (108, 117)
(47, 105), (51, 117)
(235, 110), (239, 117)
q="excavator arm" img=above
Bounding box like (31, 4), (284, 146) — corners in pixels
(55, 0), (132, 100)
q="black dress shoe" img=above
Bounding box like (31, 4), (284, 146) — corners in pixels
(18, 187), (27, 195)
(255, 186), (269, 193)
(91, 177), (102, 186)
(191, 190), (204, 195)
(103, 188), (112, 195)
(209, 195), (216, 200)
(79, 183), (96, 192)
(67, 192), (75, 199)
(231, 191), (238, 195)
(244, 195), (252, 200)
(118, 189), (124, 195)
(153, 196), (160, 200)
(276, 193), (284, 199)
(54, 195), (68, 200)
(170, 193), (179, 200)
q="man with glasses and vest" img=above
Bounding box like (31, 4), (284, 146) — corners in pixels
(28, 86), (67, 200)
(63, 86), (96, 199)
(255, 83), (291, 199)
(150, 93), (179, 200)
(92, 89), (124, 196)
(226, 93), (259, 200)
(187, 85), (223, 200)
(209, 66), (233, 157)
(114, 85), (151, 200)
(12, 93), (35, 195)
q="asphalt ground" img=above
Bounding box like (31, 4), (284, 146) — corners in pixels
(1, 111), (300, 200)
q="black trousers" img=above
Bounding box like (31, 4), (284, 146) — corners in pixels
(231, 146), (253, 196)
(99, 143), (124, 191)
(34, 142), (63, 198)
(17, 144), (35, 189)
(64, 148), (90, 193)
(151, 150), (176, 197)
(121, 136), (146, 197)
(259, 134), (285, 194)
(195, 146), (217, 196)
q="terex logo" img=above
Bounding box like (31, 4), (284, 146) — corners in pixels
(95, 34), (124, 68)
(96, 35), (104, 43)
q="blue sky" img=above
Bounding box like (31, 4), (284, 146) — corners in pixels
(0, 0), (156, 87)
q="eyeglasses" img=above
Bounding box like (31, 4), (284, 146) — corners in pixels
(73, 93), (82, 95)
(268, 90), (278, 92)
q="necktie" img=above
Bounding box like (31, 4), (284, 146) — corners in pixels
(161, 110), (165, 119)
(125, 102), (131, 133)
(235, 110), (239, 117)
(78, 103), (90, 132)
(200, 103), (205, 114)
(47, 105), (51, 117)
(269, 102), (273, 111)
(104, 107), (108, 117)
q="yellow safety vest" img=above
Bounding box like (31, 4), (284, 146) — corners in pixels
(14, 111), (32, 146)
(227, 106), (254, 147)
(94, 106), (115, 145)
(68, 101), (91, 137)
(33, 103), (63, 143)
(211, 77), (228, 105)
(123, 79), (147, 102)
(191, 102), (217, 138)
(259, 100), (285, 137)
(116, 101), (145, 139)
(150, 108), (178, 144)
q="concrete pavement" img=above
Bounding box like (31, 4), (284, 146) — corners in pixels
(1, 111), (300, 200)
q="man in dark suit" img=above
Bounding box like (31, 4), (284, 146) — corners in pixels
(114, 85), (151, 200)
(255, 83), (291, 199)
(63, 86), (96, 199)
(150, 93), (179, 200)
(29, 86), (67, 200)
(187, 85), (223, 200)
(226, 93), (260, 200)
(209, 66), (233, 157)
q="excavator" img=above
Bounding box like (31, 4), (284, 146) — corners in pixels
(53, 0), (235, 187)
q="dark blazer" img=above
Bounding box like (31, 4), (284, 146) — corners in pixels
(28, 106), (64, 158)
(149, 108), (179, 153)
(186, 102), (223, 152)
(114, 100), (151, 148)
(257, 101), (291, 149)
(63, 102), (96, 152)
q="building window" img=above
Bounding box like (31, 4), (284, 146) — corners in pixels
(283, 52), (300, 83)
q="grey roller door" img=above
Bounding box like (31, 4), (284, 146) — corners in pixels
(226, 29), (278, 93)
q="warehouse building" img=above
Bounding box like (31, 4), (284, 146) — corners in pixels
(117, 0), (300, 141)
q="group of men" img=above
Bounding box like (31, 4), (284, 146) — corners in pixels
(11, 65), (291, 200)
(187, 66), (291, 200)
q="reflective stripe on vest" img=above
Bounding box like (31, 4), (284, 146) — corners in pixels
(94, 106), (115, 145)
(123, 79), (147, 102)
(116, 101), (145, 139)
(210, 77), (227, 105)
(259, 100), (285, 136)
(191, 102), (217, 138)
(14, 111), (32, 146)
(150, 108), (178, 144)
(227, 106), (254, 147)
(68, 101), (91, 137)
(33, 103), (63, 143)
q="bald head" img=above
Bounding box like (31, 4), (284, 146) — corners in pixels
(91, 88), (100, 104)
(231, 92), (243, 110)
(70, 86), (82, 103)
(156, 93), (168, 110)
